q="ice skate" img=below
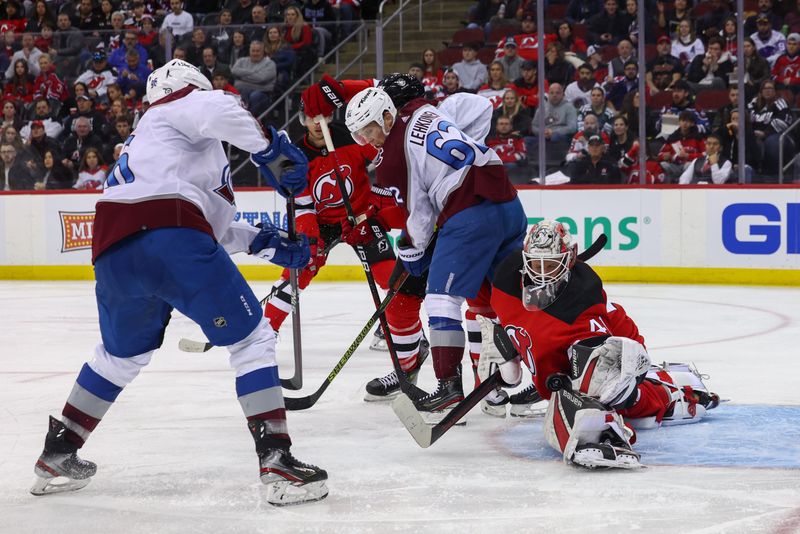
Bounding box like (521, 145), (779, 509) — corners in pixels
(364, 335), (429, 401)
(480, 388), (509, 418)
(30, 416), (97, 496)
(571, 431), (642, 470)
(653, 362), (720, 425)
(509, 384), (547, 418)
(369, 326), (387, 351)
(414, 367), (465, 425)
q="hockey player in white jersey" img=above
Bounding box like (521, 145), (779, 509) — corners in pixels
(344, 86), (528, 419)
(30, 60), (328, 506)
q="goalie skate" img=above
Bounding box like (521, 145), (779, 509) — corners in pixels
(364, 335), (429, 401)
(31, 416), (97, 496)
(571, 431), (642, 470)
(509, 384), (547, 418)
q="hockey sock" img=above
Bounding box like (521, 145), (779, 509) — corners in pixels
(428, 316), (465, 379)
(263, 279), (303, 332)
(385, 292), (424, 372)
(464, 309), (482, 388)
(619, 379), (673, 422)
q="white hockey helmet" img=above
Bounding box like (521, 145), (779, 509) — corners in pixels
(521, 220), (577, 310)
(345, 87), (396, 145)
(145, 59), (212, 104)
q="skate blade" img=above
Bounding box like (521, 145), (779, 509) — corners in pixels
(369, 337), (388, 352)
(30, 475), (91, 496)
(267, 480), (329, 506)
(571, 450), (643, 470)
(363, 390), (401, 402)
(509, 401), (548, 418)
(480, 400), (507, 418)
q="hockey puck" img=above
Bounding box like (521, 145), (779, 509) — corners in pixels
(546, 373), (571, 392)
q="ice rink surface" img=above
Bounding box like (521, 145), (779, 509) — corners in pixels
(2, 280), (799, 534)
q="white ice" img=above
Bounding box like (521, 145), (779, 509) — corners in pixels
(1, 281), (799, 534)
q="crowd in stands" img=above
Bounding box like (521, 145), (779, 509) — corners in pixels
(0, 0), (371, 190)
(409, 0), (800, 184)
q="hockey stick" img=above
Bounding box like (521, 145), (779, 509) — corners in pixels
(177, 237), (342, 354)
(391, 233), (610, 447)
(283, 271), (410, 411)
(316, 116), (426, 400)
(281, 194), (303, 390)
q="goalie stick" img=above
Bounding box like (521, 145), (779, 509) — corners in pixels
(391, 233), (609, 447)
(177, 236), (342, 354)
(283, 271), (410, 411)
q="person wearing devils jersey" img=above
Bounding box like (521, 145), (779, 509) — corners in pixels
(490, 220), (719, 469)
(263, 73), (429, 402)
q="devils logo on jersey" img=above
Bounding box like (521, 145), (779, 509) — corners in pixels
(313, 165), (353, 210)
(505, 325), (536, 375)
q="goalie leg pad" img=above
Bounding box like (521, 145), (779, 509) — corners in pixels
(544, 389), (642, 469)
(647, 362), (718, 425)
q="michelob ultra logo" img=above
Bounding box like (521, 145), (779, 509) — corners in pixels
(60, 211), (95, 252)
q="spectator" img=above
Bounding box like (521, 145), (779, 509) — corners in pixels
(510, 60), (547, 109)
(263, 25), (295, 89)
(744, 0), (781, 35)
(26, 119), (60, 168)
(646, 35), (682, 94)
(35, 149), (73, 189)
(567, 134), (621, 184)
(543, 42), (575, 87)
(577, 86), (614, 135)
(478, 61), (511, 108)
(656, 79), (709, 136)
(452, 42), (488, 92)
(672, 19), (705, 70)
(587, 0), (629, 46)
(76, 50), (118, 103)
(618, 141), (667, 184)
(209, 9), (234, 60)
(512, 12), (554, 62)
(64, 94), (108, 135)
(553, 20), (588, 59)
(585, 45), (609, 83)
(751, 12), (786, 66)
(25, 0), (55, 34)
(619, 88), (642, 135)
(605, 59), (638, 110)
(109, 31), (149, 72)
(720, 15), (739, 58)
(743, 37), (771, 100)
(283, 6), (314, 73)
(161, 0), (194, 39)
(303, 0), (335, 55)
(748, 79), (795, 178)
(2, 126), (31, 165)
(687, 36), (733, 91)
(21, 99), (63, 140)
(186, 28), (208, 67)
(564, 112), (610, 167)
(5, 34), (43, 80)
(565, 63), (599, 108)
(712, 85), (740, 135)
(97, 0), (115, 33)
(232, 0), (256, 25)
(496, 38), (524, 82)
(33, 54), (69, 106)
(696, 0), (732, 42)
(123, 0), (147, 28)
(1, 1), (27, 34)
(269, 0), (302, 23)
(228, 30), (249, 67)
(104, 114), (132, 160)
(529, 82), (578, 143)
(117, 48), (151, 101)
(231, 40), (276, 116)
(106, 11), (126, 51)
(247, 5), (270, 42)
(678, 133), (732, 184)
(491, 88), (530, 136)
(658, 110), (706, 181)
(0, 142), (35, 190)
(607, 114), (634, 162)
(440, 68), (463, 96)
(421, 48), (444, 96)
(718, 107), (760, 172)
(61, 116), (103, 172)
(608, 38), (636, 80)
(4, 59), (36, 104)
(73, 147), (107, 190)
(657, 0), (691, 37)
(0, 100), (22, 131)
(75, 0), (101, 32)
(211, 67), (242, 104)
(199, 47), (225, 82)
(565, 0), (603, 25)
(51, 13), (85, 78)
(36, 24), (54, 54)
(773, 33), (800, 92)
(486, 115), (527, 176)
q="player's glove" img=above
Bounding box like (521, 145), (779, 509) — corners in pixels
(340, 206), (389, 247)
(251, 126), (308, 197)
(300, 74), (346, 119)
(397, 232), (432, 277)
(307, 237), (327, 273)
(249, 224), (311, 269)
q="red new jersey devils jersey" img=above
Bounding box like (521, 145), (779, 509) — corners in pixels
(490, 251), (644, 399)
(294, 121), (377, 230)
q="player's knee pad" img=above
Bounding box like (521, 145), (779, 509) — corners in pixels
(568, 335), (650, 409)
(544, 388), (632, 465)
(89, 343), (153, 387)
(227, 317), (278, 376)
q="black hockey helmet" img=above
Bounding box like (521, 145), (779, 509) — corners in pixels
(377, 73), (425, 110)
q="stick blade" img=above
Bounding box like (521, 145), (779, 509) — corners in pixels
(283, 394), (313, 411)
(280, 376), (302, 390)
(178, 338), (213, 353)
(391, 393), (432, 448)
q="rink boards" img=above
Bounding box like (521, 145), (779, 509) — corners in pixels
(1, 185), (799, 284)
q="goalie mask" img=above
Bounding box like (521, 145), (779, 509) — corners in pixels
(345, 87), (396, 145)
(521, 220), (577, 310)
(146, 59), (212, 104)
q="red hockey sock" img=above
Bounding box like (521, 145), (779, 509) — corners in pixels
(385, 292), (424, 372)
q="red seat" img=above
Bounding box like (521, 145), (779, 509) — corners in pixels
(478, 46), (497, 65)
(647, 90), (674, 109)
(601, 45), (617, 63)
(644, 44), (658, 63)
(778, 89), (795, 106)
(695, 89), (730, 111)
(488, 26), (518, 45)
(546, 4), (567, 22)
(438, 47), (464, 68)
(572, 23), (587, 40)
(450, 28), (484, 47)
(691, 2), (715, 18)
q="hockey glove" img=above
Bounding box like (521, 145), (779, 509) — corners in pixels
(340, 206), (389, 247)
(397, 233), (432, 277)
(307, 237), (327, 273)
(249, 224), (311, 269)
(251, 126), (308, 197)
(300, 74), (346, 119)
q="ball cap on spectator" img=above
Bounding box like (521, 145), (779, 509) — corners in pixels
(31, 120), (44, 129)
(657, 35), (671, 44)
(787, 33), (800, 42)
(92, 50), (106, 61)
(77, 94), (92, 101)
(521, 59), (536, 70)
(588, 134), (605, 146)
(521, 11), (535, 22)
(587, 45), (600, 57)
(756, 13), (770, 22)
(504, 37), (517, 47)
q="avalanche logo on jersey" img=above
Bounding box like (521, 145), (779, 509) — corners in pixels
(313, 165), (353, 210)
(213, 164), (235, 205)
(505, 325), (536, 375)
